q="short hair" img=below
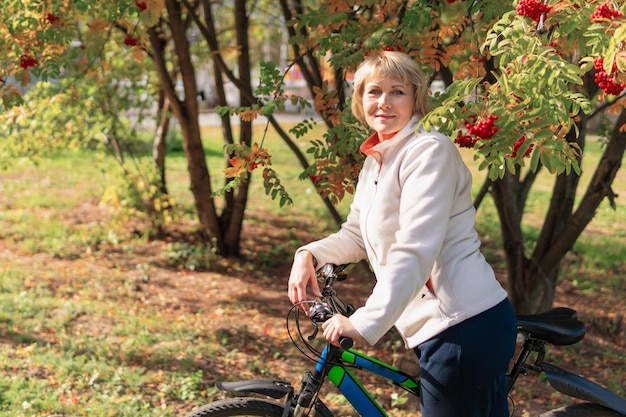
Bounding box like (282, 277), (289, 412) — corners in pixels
(351, 51), (431, 126)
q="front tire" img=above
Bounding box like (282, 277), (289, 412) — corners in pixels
(538, 402), (624, 417)
(184, 397), (335, 417)
(185, 398), (286, 417)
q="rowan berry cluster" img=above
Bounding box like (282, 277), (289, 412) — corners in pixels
(507, 136), (534, 158)
(591, 2), (623, 22)
(382, 45), (403, 52)
(454, 114), (499, 148)
(135, 0), (148, 11)
(125, 35), (139, 47)
(467, 114), (499, 139)
(46, 13), (62, 25)
(516, 0), (551, 22)
(454, 131), (476, 148)
(20, 53), (38, 69)
(593, 57), (625, 96)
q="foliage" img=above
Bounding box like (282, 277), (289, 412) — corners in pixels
(100, 167), (178, 238)
(161, 241), (218, 271)
(299, 113), (368, 205)
(214, 61), (308, 206)
(0, 0), (159, 157)
(1, 0), (625, 197)
(0, 0), (174, 239)
(216, 0), (626, 192)
(0, 82), (104, 168)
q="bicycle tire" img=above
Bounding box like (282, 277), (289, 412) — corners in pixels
(184, 397), (335, 417)
(538, 402), (624, 417)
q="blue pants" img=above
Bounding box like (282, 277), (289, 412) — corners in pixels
(414, 299), (517, 417)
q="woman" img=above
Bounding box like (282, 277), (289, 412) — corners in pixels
(288, 51), (517, 417)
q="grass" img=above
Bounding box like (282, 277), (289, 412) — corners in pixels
(0, 254), (214, 416)
(0, 119), (624, 416)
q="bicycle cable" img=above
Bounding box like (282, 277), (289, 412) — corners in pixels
(286, 302), (360, 369)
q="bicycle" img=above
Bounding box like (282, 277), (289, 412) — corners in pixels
(185, 264), (626, 417)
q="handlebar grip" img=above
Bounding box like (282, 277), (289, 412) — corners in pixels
(339, 336), (353, 350)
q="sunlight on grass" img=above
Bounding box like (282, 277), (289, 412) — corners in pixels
(0, 251), (214, 417)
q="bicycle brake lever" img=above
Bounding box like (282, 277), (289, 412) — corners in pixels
(307, 324), (319, 341)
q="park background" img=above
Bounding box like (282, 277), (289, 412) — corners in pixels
(1, 1), (625, 416)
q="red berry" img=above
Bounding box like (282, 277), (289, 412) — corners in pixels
(591, 2), (623, 22)
(510, 136), (533, 158)
(456, 112), (499, 149)
(467, 114), (498, 139)
(46, 13), (61, 25)
(124, 35), (139, 46)
(455, 131), (477, 148)
(383, 45), (402, 51)
(19, 53), (38, 69)
(593, 57), (625, 95)
(516, 0), (550, 22)
(135, 0), (148, 11)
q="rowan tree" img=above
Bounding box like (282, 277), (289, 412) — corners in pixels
(245, 0), (626, 313)
(1, 0), (625, 312)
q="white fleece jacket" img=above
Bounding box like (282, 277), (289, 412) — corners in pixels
(299, 117), (508, 348)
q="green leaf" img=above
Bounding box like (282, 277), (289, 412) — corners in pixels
(533, 129), (556, 140)
(614, 23), (626, 43)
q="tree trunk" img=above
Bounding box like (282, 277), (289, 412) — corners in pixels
(490, 173), (526, 304)
(153, 91), (170, 195)
(493, 108), (626, 314)
(219, 0), (253, 257)
(151, 0), (226, 254)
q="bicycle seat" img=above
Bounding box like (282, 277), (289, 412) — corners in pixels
(516, 307), (586, 346)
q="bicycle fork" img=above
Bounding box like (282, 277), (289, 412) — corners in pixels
(293, 370), (324, 417)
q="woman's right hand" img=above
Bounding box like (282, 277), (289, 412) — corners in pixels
(288, 250), (321, 308)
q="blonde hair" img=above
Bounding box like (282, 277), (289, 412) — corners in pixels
(351, 51), (430, 126)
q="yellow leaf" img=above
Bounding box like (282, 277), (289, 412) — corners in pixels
(224, 157), (246, 178)
(132, 46), (147, 63)
(142, 0), (165, 27)
(239, 109), (258, 122)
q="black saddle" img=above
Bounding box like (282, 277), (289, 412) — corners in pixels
(516, 307), (586, 346)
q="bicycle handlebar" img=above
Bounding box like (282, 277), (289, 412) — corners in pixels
(310, 264), (355, 349)
(339, 336), (354, 349)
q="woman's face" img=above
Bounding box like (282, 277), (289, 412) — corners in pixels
(362, 77), (414, 141)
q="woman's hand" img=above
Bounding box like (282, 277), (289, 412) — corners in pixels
(288, 250), (321, 308)
(322, 314), (366, 347)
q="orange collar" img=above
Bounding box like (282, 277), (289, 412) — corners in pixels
(360, 132), (380, 156)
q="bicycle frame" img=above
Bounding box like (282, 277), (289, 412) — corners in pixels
(311, 344), (419, 417)
(214, 333), (626, 417)
(214, 308), (626, 417)
(507, 323), (626, 414)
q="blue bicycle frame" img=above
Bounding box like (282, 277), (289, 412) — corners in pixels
(316, 345), (419, 417)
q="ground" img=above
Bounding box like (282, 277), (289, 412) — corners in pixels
(0, 205), (624, 417)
